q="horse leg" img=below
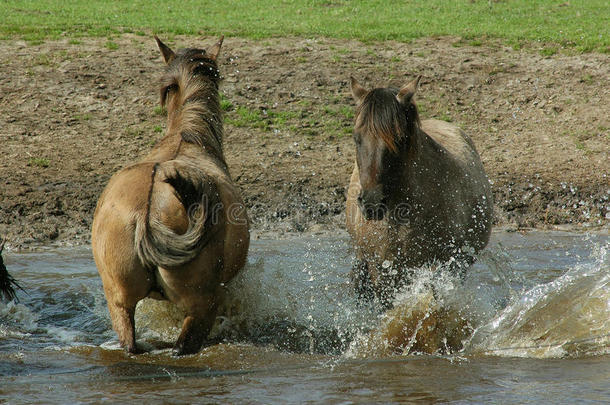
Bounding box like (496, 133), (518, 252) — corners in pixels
(173, 294), (218, 356)
(107, 300), (141, 354)
(93, 224), (152, 354)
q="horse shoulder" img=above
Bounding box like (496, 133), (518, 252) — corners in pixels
(420, 119), (478, 163)
(417, 120), (493, 250)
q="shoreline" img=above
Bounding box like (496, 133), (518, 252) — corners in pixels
(1, 35), (608, 249)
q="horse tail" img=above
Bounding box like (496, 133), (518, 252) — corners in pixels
(135, 162), (221, 270)
(0, 239), (24, 302)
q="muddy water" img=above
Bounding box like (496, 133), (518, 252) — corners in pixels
(1, 231), (609, 404)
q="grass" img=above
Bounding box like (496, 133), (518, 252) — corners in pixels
(125, 127), (145, 137)
(1, 1), (608, 52)
(580, 74), (594, 84)
(73, 113), (91, 121)
(225, 103), (353, 140)
(28, 157), (50, 168)
(105, 41), (119, 50)
(152, 106), (166, 116)
(220, 93), (233, 111)
(226, 106), (300, 132)
(539, 47), (558, 57)
(226, 106), (268, 129)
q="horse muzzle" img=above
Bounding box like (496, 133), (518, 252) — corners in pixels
(358, 189), (388, 221)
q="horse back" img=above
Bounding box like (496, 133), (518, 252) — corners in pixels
(416, 119), (493, 249)
(420, 119), (481, 168)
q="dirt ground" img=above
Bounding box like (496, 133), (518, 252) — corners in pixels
(1, 34), (608, 248)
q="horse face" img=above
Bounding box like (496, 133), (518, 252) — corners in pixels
(354, 128), (398, 221)
(350, 76), (422, 222)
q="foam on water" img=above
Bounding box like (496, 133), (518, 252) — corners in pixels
(466, 243), (609, 358)
(0, 301), (39, 338)
(345, 265), (474, 357)
(2, 233), (608, 360)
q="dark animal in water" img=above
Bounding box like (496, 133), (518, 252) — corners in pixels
(346, 76), (493, 307)
(0, 239), (23, 302)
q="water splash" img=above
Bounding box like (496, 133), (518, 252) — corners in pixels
(130, 234), (610, 359)
(0, 301), (39, 339)
(8, 233), (603, 360)
(466, 243), (609, 358)
(346, 264), (475, 358)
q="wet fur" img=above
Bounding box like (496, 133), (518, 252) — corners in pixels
(347, 77), (493, 307)
(0, 240), (23, 302)
(92, 37), (249, 355)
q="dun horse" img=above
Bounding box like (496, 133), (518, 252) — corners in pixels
(92, 36), (249, 355)
(347, 76), (493, 306)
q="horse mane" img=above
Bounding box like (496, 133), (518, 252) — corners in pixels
(356, 88), (420, 153)
(159, 49), (223, 154)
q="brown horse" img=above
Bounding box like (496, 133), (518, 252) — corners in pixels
(346, 76), (493, 307)
(92, 36), (249, 355)
(0, 239), (23, 302)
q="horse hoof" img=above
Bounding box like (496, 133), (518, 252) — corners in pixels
(126, 344), (145, 355)
(172, 339), (204, 356)
(172, 344), (194, 356)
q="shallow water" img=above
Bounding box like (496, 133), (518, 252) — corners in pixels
(1, 230), (609, 404)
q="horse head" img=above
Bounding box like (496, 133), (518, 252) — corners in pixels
(350, 76), (421, 220)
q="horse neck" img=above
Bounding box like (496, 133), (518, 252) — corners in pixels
(397, 126), (452, 201)
(165, 90), (225, 162)
(394, 128), (429, 197)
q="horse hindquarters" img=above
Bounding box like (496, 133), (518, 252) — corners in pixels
(91, 179), (154, 353)
(93, 163), (193, 353)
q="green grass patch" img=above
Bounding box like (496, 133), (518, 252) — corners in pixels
(28, 157), (50, 168)
(227, 106), (267, 129)
(539, 47), (558, 57)
(580, 74), (593, 84)
(152, 106), (166, 116)
(105, 41), (119, 50)
(224, 103), (353, 139)
(220, 93), (233, 111)
(1, 1), (608, 52)
(439, 113), (453, 123)
(224, 101), (354, 140)
(226, 106), (299, 132)
(32, 53), (52, 66)
(73, 113), (92, 121)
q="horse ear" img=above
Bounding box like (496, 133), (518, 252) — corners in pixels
(206, 35), (224, 61)
(351, 76), (368, 103)
(397, 75), (421, 105)
(155, 35), (176, 64)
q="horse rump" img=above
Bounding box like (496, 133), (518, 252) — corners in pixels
(135, 162), (222, 270)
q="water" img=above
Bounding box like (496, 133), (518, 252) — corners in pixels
(1, 230), (609, 404)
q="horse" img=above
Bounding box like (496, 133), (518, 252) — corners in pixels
(91, 36), (249, 355)
(346, 76), (493, 307)
(0, 239), (23, 302)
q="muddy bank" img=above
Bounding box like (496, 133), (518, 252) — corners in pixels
(0, 35), (608, 247)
